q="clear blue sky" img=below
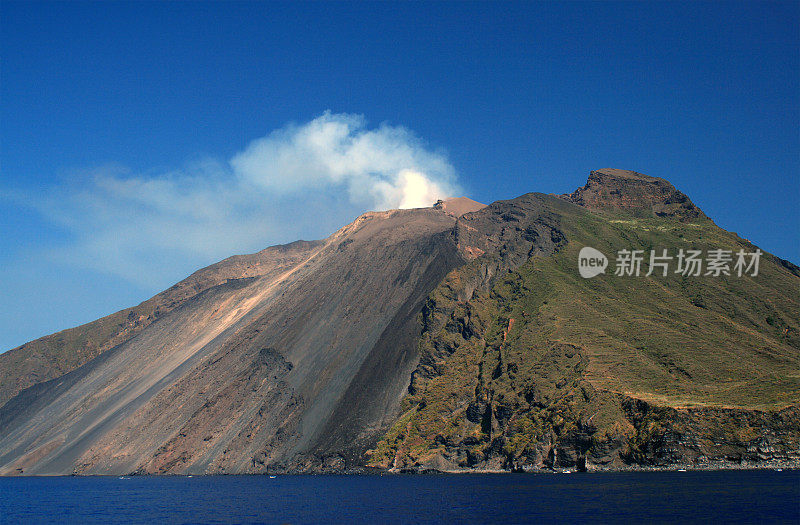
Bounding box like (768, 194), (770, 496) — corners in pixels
(1, 1), (798, 352)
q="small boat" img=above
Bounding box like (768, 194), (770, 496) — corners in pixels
(677, 469), (687, 472)
(269, 475), (277, 479)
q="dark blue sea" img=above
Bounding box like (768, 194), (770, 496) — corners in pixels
(1, 470), (798, 524)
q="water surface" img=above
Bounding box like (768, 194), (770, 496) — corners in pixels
(2, 470), (798, 524)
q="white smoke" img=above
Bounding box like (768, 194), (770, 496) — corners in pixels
(230, 111), (456, 209)
(25, 112), (460, 288)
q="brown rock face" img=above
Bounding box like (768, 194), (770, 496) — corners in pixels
(433, 197), (487, 218)
(562, 168), (704, 220)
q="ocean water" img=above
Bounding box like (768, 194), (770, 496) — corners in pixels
(1, 470), (798, 524)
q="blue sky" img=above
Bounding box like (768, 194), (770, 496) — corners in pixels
(1, 1), (798, 352)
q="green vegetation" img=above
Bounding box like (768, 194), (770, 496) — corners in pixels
(369, 195), (800, 470)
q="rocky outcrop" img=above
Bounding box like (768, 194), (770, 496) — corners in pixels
(562, 168), (704, 220)
(433, 197), (487, 218)
(388, 391), (800, 472)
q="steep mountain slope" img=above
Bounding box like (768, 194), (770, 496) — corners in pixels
(368, 170), (800, 471)
(0, 206), (474, 475)
(0, 239), (323, 408)
(1, 169), (797, 475)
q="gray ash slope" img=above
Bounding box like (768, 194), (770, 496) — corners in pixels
(0, 201), (483, 475)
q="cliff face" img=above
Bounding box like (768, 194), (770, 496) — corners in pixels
(1, 171), (798, 475)
(563, 168), (705, 220)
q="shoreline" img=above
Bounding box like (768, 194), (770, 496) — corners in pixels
(2, 461), (798, 477)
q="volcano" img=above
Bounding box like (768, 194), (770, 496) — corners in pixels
(1, 169), (797, 475)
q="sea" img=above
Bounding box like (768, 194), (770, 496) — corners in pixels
(1, 470), (798, 524)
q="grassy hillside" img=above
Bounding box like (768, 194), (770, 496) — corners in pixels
(369, 187), (799, 471)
